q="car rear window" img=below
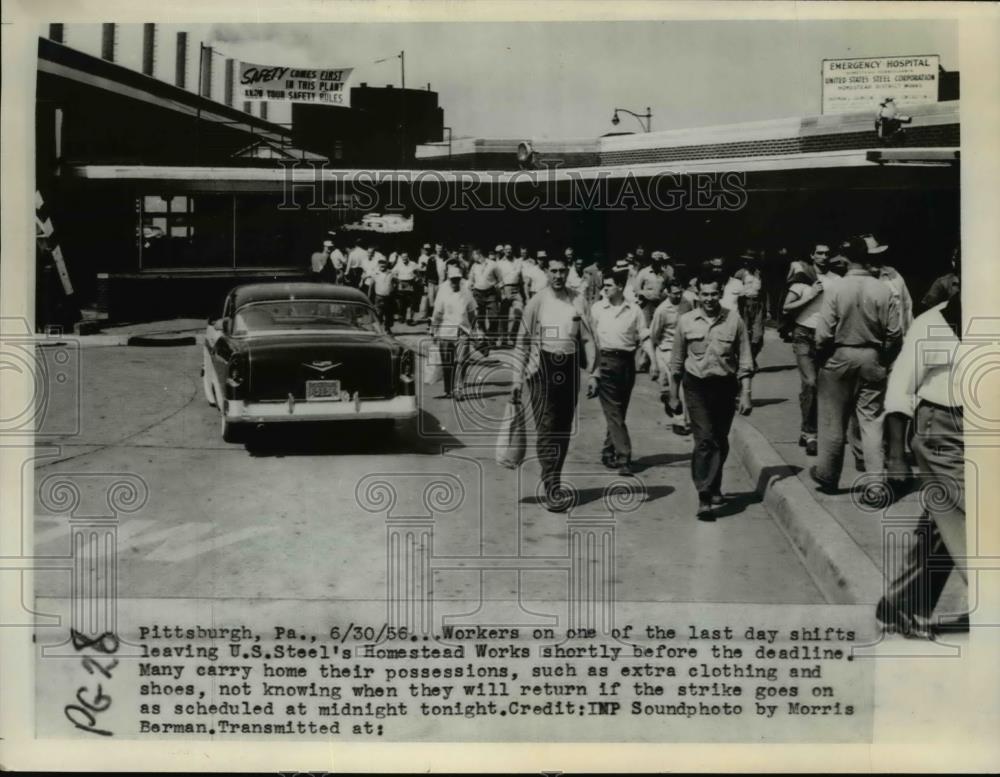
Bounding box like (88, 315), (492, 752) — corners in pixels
(233, 300), (384, 335)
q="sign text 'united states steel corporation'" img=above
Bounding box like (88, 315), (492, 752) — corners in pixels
(821, 55), (939, 114)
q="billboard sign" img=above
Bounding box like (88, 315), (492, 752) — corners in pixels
(822, 55), (939, 114)
(238, 62), (353, 106)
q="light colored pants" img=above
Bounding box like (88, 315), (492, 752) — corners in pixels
(815, 346), (887, 485)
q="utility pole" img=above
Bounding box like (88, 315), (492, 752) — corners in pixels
(400, 50), (405, 89)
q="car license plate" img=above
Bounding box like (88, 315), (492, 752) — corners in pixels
(306, 380), (341, 401)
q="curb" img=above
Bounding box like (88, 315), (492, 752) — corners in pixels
(731, 416), (883, 605)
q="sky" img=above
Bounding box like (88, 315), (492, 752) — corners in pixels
(60, 20), (956, 139)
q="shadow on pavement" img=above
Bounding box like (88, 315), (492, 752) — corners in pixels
(710, 489), (763, 519)
(243, 410), (463, 457)
(519, 484), (675, 508)
(751, 397), (788, 408)
(632, 452), (692, 471)
(753, 462), (802, 495)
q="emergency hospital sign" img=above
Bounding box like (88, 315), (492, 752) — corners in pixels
(238, 62), (354, 106)
(822, 55), (939, 114)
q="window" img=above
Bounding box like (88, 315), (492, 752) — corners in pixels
(137, 194), (232, 269)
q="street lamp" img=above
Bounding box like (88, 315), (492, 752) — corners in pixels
(611, 106), (652, 133)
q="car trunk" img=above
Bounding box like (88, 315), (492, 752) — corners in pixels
(244, 333), (397, 401)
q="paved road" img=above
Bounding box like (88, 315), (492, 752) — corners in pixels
(32, 340), (825, 606)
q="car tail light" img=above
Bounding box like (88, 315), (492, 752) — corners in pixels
(226, 353), (248, 394)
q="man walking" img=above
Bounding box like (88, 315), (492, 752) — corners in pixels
(782, 243), (840, 455)
(365, 256), (396, 332)
(669, 272), (755, 520)
(649, 278), (690, 435)
(733, 249), (766, 366)
(511, 254), (595, 512)
(469, 247), (504, 346)
(496, 244), (524, 347)
(392, 251), (420, 326)
(878, 283), (967, 638)
(811, 236), (902, 500)
(310, 239), (337, 282)
(431, 265), (478, 400)
(589, 262), (655, 475)
(347, 237), (368, 288)
(522, 249), (548, 299)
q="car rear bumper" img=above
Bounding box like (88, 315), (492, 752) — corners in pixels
(224, 395), (417, 424)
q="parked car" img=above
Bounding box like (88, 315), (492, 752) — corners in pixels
(203, 282), (416, 443)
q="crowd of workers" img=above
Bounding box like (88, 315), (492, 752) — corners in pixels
(312, 232), (965, 638)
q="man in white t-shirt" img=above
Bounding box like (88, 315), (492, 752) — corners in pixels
(346, 238), (369, 287)
(511, 254), (596, 511)
(431, 265), (478, 399)
(392, 251), (420, 326)
(782, 243), (839, 456)
(496, 244), (524, 347)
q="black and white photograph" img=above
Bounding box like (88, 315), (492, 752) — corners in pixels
(2, 1), (998, 771)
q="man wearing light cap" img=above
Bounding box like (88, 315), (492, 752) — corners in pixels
(310, 239), (336, 282)
(431, 264), (478, 400)
(862, 234), (913, 334)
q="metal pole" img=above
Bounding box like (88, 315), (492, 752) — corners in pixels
(400, 50), (405, 90)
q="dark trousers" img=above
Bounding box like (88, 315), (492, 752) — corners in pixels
(397, 282), (418, 323)
(881, 403), (966, 620)
(683, 374), (739, 499)
(437, 338), (469, 396)
(528, 351), (579, 493)
(473, 288), (500, 342)
(792, 324), (819, 436)
(373, 294), (394, 330)
(597, 350), (636, 465)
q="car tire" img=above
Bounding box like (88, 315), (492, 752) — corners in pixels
(202, 350), (217, 407)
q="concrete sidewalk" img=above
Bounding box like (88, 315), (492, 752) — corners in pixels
(731, 329), (964, 609)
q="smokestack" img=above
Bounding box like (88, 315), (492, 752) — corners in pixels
(175, 32), (187, 88)
(224, 59), (234, 106)
(200, 45), (213, 98)
(142, 24), (156, 76)
(48, 24), (64, 43)
(101, 23), (116, 62)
